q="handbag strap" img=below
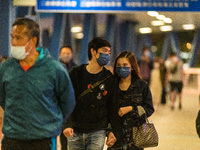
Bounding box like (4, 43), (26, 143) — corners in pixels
(130, 86), (149, 125)
(77, 74), (112, 100)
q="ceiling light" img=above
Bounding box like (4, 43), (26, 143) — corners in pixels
(180, 52), (190, 59)
(151, 20), (164, 26)
(147, 11), (159, 17)
(164, 18), (172, 23)
(13, 0), (36, 6)
(156, 15), (165, 20)
(186, 42), (192, 49)
(71, 26), (82, 33)
(182, 24), (195, 30)
(152, 46), (157, 52)
(160, 25), (173, 32)
(139, 27), (152, 34)
(75, 33), (84, 39)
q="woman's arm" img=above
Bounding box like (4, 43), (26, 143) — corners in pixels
(141, 83), (154, 117)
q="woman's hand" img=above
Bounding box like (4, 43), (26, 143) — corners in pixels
(118, 106), (133, 117)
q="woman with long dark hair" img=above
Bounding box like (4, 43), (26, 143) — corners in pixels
(109, 51), (154, 150)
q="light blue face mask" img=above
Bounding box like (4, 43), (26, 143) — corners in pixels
(116, 67), (131, 78)
(97, 53), (110, 66)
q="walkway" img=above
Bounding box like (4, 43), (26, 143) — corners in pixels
(148, 87), (200, 150)
(0, 87), (199, 150)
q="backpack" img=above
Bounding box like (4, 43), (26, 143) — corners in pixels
(170, 65), (178, 74)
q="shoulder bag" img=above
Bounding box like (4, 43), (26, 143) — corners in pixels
(132, 116), (158, 148)
(77, 74), (112, 100)
(131, 86), (158, 148)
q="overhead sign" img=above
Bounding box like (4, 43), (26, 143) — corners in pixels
(36, 0), (200, 12)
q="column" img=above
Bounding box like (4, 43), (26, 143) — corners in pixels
(0, 0), (16, 56)
(49, 13), (63, 60)
(189, 29), (200, 67)
(79, 14), (96, 64)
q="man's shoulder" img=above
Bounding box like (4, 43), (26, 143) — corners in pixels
(0, 58), (15, 68)
(103, 67), (112, 75)
(44, 58), (58, 67)
(101, 67), (114, 84)
(70, 64), (86, 73)
(0, 58), (16, 76)
(71, 61), (77, 67)
(44, 58), (67, 73)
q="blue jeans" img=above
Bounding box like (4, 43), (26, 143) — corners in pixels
(68, 130), (106, 150)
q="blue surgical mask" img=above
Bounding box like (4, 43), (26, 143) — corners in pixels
(116, 67), (131, 78)
(97, 53), (110, 66)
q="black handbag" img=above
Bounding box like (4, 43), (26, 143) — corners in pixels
(132, 117), (158, 148)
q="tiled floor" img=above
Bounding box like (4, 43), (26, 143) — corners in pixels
(147, 88), (200, 150)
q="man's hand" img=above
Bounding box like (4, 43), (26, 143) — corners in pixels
(118, 106), (132, 117)
(63, 128), (73, 138)
(106, 132), (117, 147)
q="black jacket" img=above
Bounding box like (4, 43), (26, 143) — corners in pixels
(110, 78), (155, 146)
(63, 64), (115, 133)
(196, 110), (200, 138)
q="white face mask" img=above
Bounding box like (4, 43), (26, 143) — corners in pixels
(11, 41), (31, 60)
(172, 56), (178, 63)
(59, 54), (71, 64)
(144, 51), (150, 57)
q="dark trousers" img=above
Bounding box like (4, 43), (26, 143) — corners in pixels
(60, 131), (68, 150)
(161, 87), (166, 104)
(2, 137), (54, 150)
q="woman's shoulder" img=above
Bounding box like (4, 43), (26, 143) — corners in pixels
(134, 78), (148, 86)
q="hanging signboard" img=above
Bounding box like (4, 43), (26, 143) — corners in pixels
(36, 0), (200, 12)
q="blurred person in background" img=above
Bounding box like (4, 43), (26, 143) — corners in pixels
(149, 57), (162, 110)
(165, 52), (184, 110)
(59, 46), (77, 150)
(59, 45), (77, 72)
(138, 46), (153, 84)
(159, 58), (168, 105)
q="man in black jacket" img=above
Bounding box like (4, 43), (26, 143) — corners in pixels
(63, 37), (116, 150)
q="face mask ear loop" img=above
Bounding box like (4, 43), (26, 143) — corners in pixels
(94, 49), (99, 59)
(26, 47), (32, 56)
(25, 40), (32, 56)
